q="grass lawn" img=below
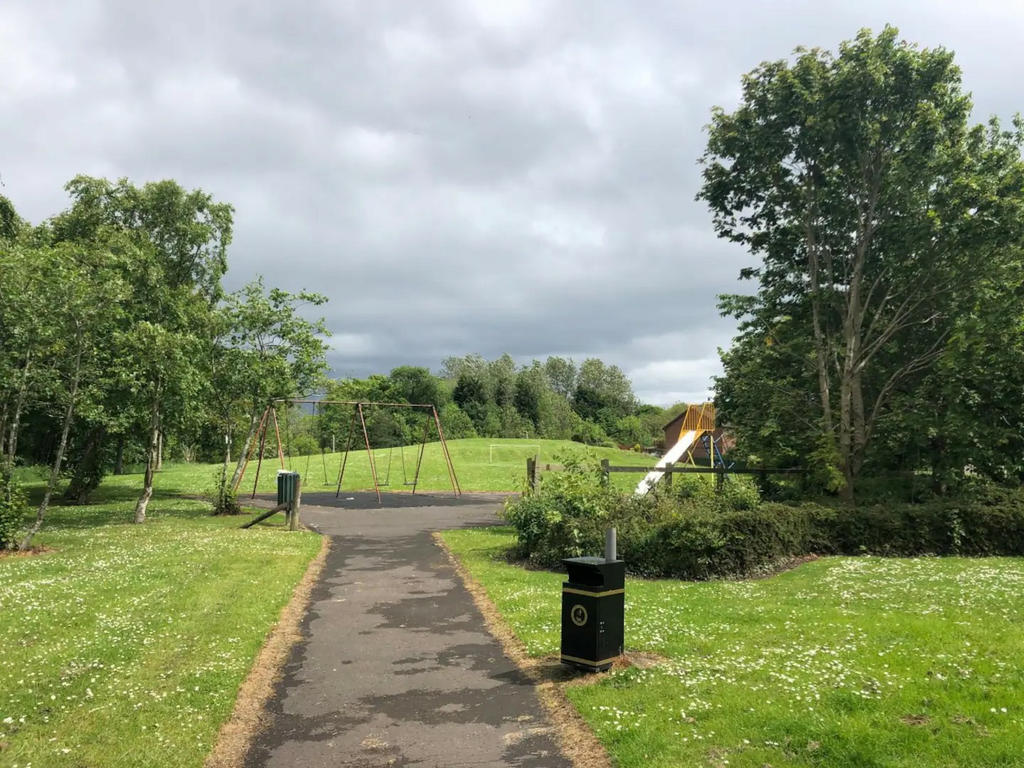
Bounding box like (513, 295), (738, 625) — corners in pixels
(0, 481), (321, 768)
(441, 527), (1024, 768)
(126, 437), (654, 498)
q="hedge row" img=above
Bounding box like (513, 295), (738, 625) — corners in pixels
(502, 466), (1024, 580)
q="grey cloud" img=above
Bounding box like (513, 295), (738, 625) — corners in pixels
(3, 0), (1023, 405)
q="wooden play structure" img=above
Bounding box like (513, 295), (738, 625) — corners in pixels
(527, 401), (801, 492)
(232, 399), (461, 504)
(637, 402), (725, 494)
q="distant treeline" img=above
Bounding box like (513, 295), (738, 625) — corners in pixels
(278, 355), (686, 455)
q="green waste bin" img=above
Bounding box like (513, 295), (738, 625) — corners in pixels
(277, 471), (300, 505)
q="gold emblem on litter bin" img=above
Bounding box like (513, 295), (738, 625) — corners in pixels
(570, 604), (588, 627)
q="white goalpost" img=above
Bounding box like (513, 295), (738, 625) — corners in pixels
(488, 443), (541, 465)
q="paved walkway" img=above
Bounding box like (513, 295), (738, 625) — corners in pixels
(245, 492), (571, 768)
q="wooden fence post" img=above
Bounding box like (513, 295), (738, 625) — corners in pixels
(664, 461), (673, 489)
(716, 468), (725, 492)
(526, 457), (537, 492)
(600, 459), (610, 486)
(290, 474), (301, 531)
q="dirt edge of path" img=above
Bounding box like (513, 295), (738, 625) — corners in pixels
(204, 533), (331, 768)
(433, 532), (613, 768)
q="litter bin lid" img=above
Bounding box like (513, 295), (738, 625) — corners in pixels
(564, 556), (609, 566)
(563, 556), (625, 588)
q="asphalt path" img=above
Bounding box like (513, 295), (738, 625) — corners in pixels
(244, 491), (571, 768)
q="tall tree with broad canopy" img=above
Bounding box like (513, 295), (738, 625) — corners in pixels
(18, 239), (129, 548)
(0, 202), (31, 549)
(700, 27), (1024, 497)
(225, 278), (329, 493)
(573, 358), (636, 427)
(53, 176), (234, 522)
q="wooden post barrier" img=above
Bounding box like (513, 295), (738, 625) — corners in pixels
(241, 502), (289, 529)
(600, 459), (610, 486)
(290, 474), (301, 531)
(526, 457), (537, 492)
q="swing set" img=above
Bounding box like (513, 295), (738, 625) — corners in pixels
(232, 399), (462, 504)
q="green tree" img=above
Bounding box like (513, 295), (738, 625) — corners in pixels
(701, 27), (1024, 496)
(544, 356), (577, 400)
(452, 371), (490, 431)
(51, 176), (234, 519)
(488, 354), (517, 409)
(0, 195), (18, 240)
(225, 278), (329, 492)
(0, 205), (32, 548)
(514, 362), (546, 430)
(573, 358), (636, 427)
(19, 239), (129, 547)
(388, 366), (444, 407)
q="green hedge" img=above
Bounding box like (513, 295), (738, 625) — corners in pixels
(502, 460), (1024, 580)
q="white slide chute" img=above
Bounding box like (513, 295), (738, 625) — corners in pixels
(635, 430), (700, 495)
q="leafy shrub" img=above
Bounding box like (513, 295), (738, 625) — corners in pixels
(504, 461), (1024, 579)
(0, 465), (27, 549)
(504, 453), (620, 562)
(210, 472), (242, 516)
(668, 474), (761, 511)
(818, 486), (1024, 557)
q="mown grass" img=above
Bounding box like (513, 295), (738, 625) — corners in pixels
(112, 437), (654, 499)
(441, 527), (1024, 768)
(0, 481), (321, 768)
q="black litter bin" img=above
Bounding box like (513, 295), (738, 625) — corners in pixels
(277, 471), (299, 506)
(560, 556), (624, 671)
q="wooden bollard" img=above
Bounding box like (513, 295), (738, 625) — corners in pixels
(290, 474), (302, 531)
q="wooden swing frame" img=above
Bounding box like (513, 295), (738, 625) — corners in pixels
(232, 399), (461, 505)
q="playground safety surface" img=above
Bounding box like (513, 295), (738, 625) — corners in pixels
(243, 492), (571, 768)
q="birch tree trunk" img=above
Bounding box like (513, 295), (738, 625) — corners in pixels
(134, 392), (162, 524)
(0, 400), (8, 459)
(5, 355), (32, 465)
(838, 256), (865, 500)
(21, 346), (82, 550)
(215, 420), (234, 514)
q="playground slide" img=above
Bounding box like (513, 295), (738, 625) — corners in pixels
(635, 430), (699, 495)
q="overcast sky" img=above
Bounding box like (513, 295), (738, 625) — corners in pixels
(3, 1), (1022, 404)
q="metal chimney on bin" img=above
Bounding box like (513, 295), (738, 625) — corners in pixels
(560, 527), (624, 672)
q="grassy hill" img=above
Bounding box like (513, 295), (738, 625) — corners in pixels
(96, 438), (657, 499)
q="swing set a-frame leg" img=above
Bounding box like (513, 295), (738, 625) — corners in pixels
(432, 406), (461, 498)
(410, 417), (430, 494)
(250, 409), (270, 499)
(271, 406), (285, 469)
(358, 403), (382, 504)
(335, 408), (357, 498)
(233, 406), (270, 494)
